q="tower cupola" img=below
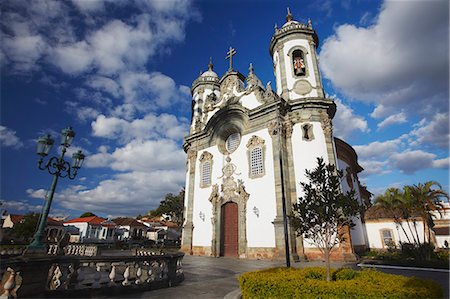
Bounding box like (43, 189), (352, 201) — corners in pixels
(269, 8), (324, 100)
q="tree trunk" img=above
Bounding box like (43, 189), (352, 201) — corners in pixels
(324, 247), (331, 282)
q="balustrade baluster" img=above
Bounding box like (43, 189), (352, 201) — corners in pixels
(122, 265), (130, 286)
(135, 265), (142, 285)
(109, 265), (116, 286)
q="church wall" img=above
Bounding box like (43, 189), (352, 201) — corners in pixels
(190, 128), (278, 251)
(290, 121), (330, 249)
(282, 39), (319, 98)
(240, 93), (263, 110)
(238, 129), (277, 248)
(273, 52), (282, 95)
(337, 159), (367, 247)
(191, 146), (222, 248)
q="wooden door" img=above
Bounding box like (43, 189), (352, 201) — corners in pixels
(221, 202), (238, 257)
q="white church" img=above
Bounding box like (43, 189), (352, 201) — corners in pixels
(181, 10), (371, 261)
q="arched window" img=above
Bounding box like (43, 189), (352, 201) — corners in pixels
(292, 49), (306, 76)
(247, 135), (266, 179)
(199, 151), (213, 188)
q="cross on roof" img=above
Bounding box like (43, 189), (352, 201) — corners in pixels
(225, 46), (236, 71)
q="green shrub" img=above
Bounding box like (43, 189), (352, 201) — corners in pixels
(239, 267), (443, 299)
(332, 268), (359, 280)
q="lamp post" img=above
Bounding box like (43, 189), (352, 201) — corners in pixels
(26, 126), (85, 253)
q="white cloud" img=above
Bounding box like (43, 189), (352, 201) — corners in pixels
(432, 157), (450, 169)
(55, 169), (185, 216)
(1, 0), (198, 75)
(320, 1), (448, 118)
(91, 113), (188, 143)
(332, 98), (369, 139)
(409, 113), (449, 149)
(377, 112), (407, 130)
(26, 188), (47, 199)
(0, 200), (42, 212)
(0, 126), (23, 148)
(52, 41), (93, 74)
(358, 160), (390, 176)
(354, 139), (401, 160)
(389, 150), (444, 174)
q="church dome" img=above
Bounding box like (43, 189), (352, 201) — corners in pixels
(269, 8), (319, 56)
(192, 58), (220, 92)
(200, 58), (218, 78)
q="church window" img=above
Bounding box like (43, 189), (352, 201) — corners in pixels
(302, 123), (314, 141)
(292, 50), (306, 76)
(246, 135), (266, 179)
(226, 132), (241, 154)
(380, 229), (395, 248)
(250, 148), (263, 176)
(199, 151), (213, 188)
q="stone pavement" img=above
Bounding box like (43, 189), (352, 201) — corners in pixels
(112, 255), (355, 299)
(101, 255), (449, 299)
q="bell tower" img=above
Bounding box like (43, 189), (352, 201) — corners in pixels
(269, 8), (325, 100)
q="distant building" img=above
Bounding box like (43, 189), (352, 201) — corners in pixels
(2, 214), (25, 228)
(64, 216), (117, 243)
(364, 202), (450, 249)
(112, 217), (148, 240)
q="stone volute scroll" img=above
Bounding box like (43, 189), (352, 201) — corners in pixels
(319, 110), (333, 138)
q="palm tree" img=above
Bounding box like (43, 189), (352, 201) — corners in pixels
(406, 181), (449, 245)
(374, 188), (416, 244)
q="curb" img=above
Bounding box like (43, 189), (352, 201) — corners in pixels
(223, 288), (241, 299)
(357, 263), (450, 273)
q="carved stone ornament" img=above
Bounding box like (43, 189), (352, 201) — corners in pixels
(204, 92), (218, 112)
(268, 120), (280, 136)
(208, 184), (219, 204)
(293, 79), (313, 95)
(284, 119), (294, 138)
(199, 151), (213, 162)
(187, 149), (197, 173)
(320, 110), (333, 137)
(246, 135), (265, 148)
(299, 110), (312, 121)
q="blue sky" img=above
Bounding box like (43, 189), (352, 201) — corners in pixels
(1, 0), (448, 219)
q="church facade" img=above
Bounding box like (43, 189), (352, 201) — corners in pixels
(181, 10), (370, 261)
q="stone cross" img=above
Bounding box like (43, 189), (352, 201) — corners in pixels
(225, 46), (236, 71)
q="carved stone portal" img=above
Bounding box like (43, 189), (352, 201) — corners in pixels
(209, 156), (249, 258)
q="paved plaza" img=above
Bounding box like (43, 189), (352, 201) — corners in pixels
(104, 255), (448, 299)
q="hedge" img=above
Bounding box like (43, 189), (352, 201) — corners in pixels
(239, 267), (443, 299)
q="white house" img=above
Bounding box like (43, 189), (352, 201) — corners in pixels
(364, 202), (450, 249)
(64, 216), (117, 243)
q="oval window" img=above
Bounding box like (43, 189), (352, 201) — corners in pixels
(226, 132), (240, 154)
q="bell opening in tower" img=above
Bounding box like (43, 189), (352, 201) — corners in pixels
(292, 49), (306, 76)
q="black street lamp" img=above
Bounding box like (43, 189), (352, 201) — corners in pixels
(26, 127), (85, 253)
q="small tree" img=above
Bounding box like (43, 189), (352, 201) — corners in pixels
(12, 213), (40, 242)
(79, 212), (96, 218)
(153, 189), (185, 227)
(290, 158), (361, 282)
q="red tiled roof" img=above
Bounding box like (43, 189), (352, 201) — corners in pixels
(112, 217), (147, 228)
(434, 226), (450, 236)
(64, 216), (106, 225)
(9, 214), (25, 224)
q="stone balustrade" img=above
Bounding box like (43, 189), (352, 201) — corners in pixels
(0, 252), (184, 297)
